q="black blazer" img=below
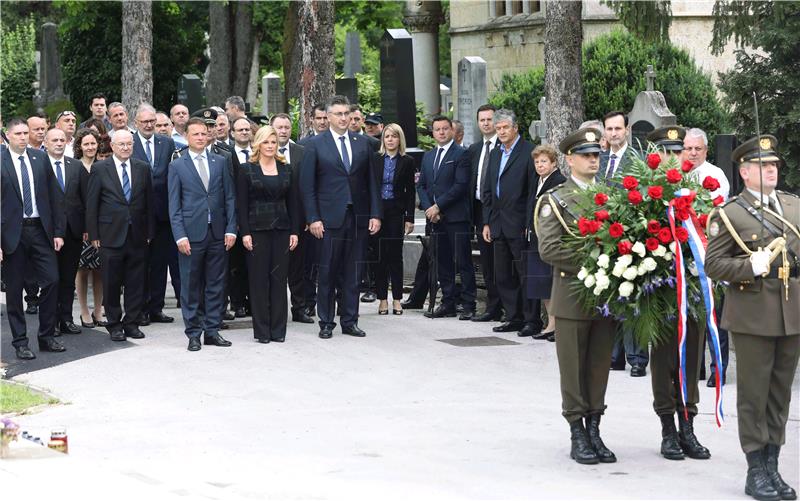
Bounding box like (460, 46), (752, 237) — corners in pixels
(286, 142), (306, 226)
(237, 161), (300, 235)
(531, 169), (567, 241)
(462, 138), (498, 225)
(1, 146), (64, 254)
(47, 155), (88, 240)
(86, 157), (155, 248)
(132, 132), (176, 222)
(372, 152), (417, 223)
(481, 136), (538, 239)
(417, 143), (470, 223)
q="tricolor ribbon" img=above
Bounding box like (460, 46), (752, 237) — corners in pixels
(668, 189), (725, 427)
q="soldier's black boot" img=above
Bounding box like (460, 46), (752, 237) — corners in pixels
(677, 412), (711, 459)
(764, 445), (797, 500)
(745, 449), (780, 501)
(659, 414), (685, 460)
(585, 414), (617, 463)
(569, 420), (599, 465)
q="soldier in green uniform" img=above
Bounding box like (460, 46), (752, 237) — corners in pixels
(535, 128), (617, 465)
(706, 135), (799, 501)
(645, 126), (711, 462)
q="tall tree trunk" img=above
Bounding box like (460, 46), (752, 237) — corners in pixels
(246, 35), (261, 107)
(206, 0), (232, 105)
(283, 0), (335, 137)
(122, 0), (153, 115)
(544, 1), (584, 173)
(232, 0), (255, 98)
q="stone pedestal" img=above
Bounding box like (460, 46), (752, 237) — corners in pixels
(403, 1), (443, 117)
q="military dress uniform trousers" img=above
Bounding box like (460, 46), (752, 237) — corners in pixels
(650, 319), (704, 416)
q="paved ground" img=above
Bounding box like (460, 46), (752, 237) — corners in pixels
(2, 298), (799, 500)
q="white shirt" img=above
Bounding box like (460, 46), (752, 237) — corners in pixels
(235, 144), (251, 165)
(605, 143), (628, 178)
(690, 160), (730, 201)
(476, 135), (498, 200)
(171, 130), (187, 148)
(746, 188), (782, 216)
(175, 151), (236, 244)
(537, 171), (555, 196)
(329, 129), (353, 167)
(433, 139), (455, 169)
(112, 155), (132, 191)
(10, 149), (40, 217)
(64, 142), (74, 158)
(137, 132), (156, 166)
(48, 154), (66, 189)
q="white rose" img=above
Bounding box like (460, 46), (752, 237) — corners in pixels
(612, 264), (626, 278)
(617, 254), (633, 267)
(671, 241), (679, 254)
(597, 254), (610, 269)
(584, 275), (596, 288)
(595, 267), (607, 276)
(623, 267), (639, 281)
(637, 264), (647, 276)
(619, 281), (635, 298)
(632, 241), (646, 258)
(593, 285), (605, 296)
(577, 267), (589, 281)
(652, 245), (667, 257)
(664, 252), (673, 261)
(595, 273), (610, 290)
(643, 257), (658, 272)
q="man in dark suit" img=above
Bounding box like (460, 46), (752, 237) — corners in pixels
(44, 127), (88, 335)
(86, 129), (154, 342)
(481, 109), (538, 334)
(464, 104), (502, 322)
(1, 119), (66, 359)
(298, 104), (329, 145)
(169, 118), (237, 351)
(299, 95), (381, 339)
(132, 103), (178, 325)
(417, 116), (475, 319)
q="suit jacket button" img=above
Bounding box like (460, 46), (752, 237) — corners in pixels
(739, 285), (745, 290)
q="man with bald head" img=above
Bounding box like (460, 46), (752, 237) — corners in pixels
(55, 110), (77, 157)
(169, 104), (190, 148)
(27, 115), (47, 150)
(86, 129), (155, 342)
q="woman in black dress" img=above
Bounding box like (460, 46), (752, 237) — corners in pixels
(373, 123), (416, 315)
(238, 125), (300, 343)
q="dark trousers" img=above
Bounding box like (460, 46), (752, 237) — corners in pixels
(56, 232), (82, 323)
(432, 220), (476, 311)
(473, 199), (501, 316)
(24, 280), (39, 305)
(228, 237), (249, 310)
(178, 230), (228, 339)
(302, 231), (321, 311)
(4, 222), (59, 347)
(611, 325), (650, 368)
(247, 230), (290, 340)
(650, 320), (703, 416)
(317, 208), (365, 329)
(146, 221), (180, 314)
(360, 234), (378, 293)
(521, 242), (543, 330)
(375, 201), (405, 300)
(288, 230), (308, 314)
(100, 232), (148, 334)
(493, 236), (527, 323)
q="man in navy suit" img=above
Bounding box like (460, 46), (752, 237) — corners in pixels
(132, 103), (179, 325)
(417, 116), (475, 319)
(168, 118), (237, 351)
(299, 95), (381, 339)
(1, 119), (66, 359)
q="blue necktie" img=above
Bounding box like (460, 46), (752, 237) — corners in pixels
(19, 155), (34, 216)
(145, 139), (153, 168)
(121, 162), (131, 202)
(55, 160), (65, 192)
(339, 136), (351, 172)
(243, 149), (250, 162)
(605, 154), (617, 179)
(433, 147), (444, 176)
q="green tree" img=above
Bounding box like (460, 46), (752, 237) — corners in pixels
(488, 68), (545, 140)
(601, 0), (672, 43)
(253, 1), (289, 73)
(0, 18), (37, 118)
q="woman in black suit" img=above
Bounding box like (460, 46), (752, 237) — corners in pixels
(528, 144), (567, 340)
(238, 125), (300, 343)
(373, 123), (416, 315)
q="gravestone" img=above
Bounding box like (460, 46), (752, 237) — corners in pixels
(37, 23), (66, 105)
(456, 56), (488, 147)
(529, 97), (547, 143)
(177, 74), (204, 114)
(261, 72), (284, 116)
(628, 65), (676, 149)
(343, 32), (363, 78)
(380, 29), (417, 148)
(714, 134), (741, 195)
(440, 84), (451, 114)
(335, 78), (358, 106)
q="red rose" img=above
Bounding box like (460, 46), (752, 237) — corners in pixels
(647, 186), (663, 200)
(627, 190), (643, 205)
(702, 176), (721, 191)
(594, 210), (610, 222)
(676, 208), (691, 221)
(681, 160), (694, 173)
(645, 237), (660, 251)
(674, 196), (692, 211)
(647, 153), (661, 169)
(608, 222), (625, 239)
(588, 220), (602, 234)
(658, 227), (673, 244)
(675, 227), (689, 243)
(698, 214), (708, 228)
(647, 220), (661, 234)
(594, 192), (609, 206)
(666, 169), (682, 184)
(578, 217), (591, 236)
(713, 195), (724, 206)
(622, 176), (639, 190)
(618, 240), (633, 255)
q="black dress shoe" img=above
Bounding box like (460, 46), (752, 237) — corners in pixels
(493, 321), (523, 333)
(424, 306), (456, 318)
(38, 338), (66, 352)
(292, 312), (315, 324)
(471, 311), (502, 322)
(458, 310), (475, 321)
(272, 337), (285, 343)
(532, 329), (553, 340)
(187, 337), (201, 351)
(342, 325), (366, 337)
(609, 363), (626, 371)
(92, 313), (108, 327)
(234, 307), (247, 318)
(15, 346), (36, 360)
(257, 338), (270, 344)
(110, 330), (126, 342)
(25, 304), (38, 315)
(630, 364), (647, 377)
(80, 315), (96, 328)
(518, 324), (538, 337)
(223, 310), (236, 321)
(305, 306), (316, 317)
(360, 291), (377, 303)
(149, 312), (174, 323)
(546, 332), (555, 342)
(706, 372), (726, 387)
(59, 321), (81, 335)
(400, 299), (424, 310)
(124, 327), (146, 339)
(204, 334), (232, 346)
(319, 327), (333, 339)
(138, 313), (151, 326)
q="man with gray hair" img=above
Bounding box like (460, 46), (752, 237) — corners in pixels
(108, 102), (135, 134)
(683, 127), (730, 201)
(224, 96), (247, 124)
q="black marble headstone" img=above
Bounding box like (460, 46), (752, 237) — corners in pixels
(631, 120), (655, 151)
(380, 29), (417, 148)
(177, 74), (204, 114)
(335, 78), (358, 106)
(714, 133), (740, 195)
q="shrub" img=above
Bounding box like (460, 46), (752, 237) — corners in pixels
(0, 19), (37, 118)
(488, 67), (545, 141)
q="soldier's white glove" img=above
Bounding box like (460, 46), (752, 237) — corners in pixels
(750, 249), (771, 276)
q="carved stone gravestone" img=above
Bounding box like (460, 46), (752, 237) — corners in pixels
(343, 32), (363, 78)
(456, 56), (488, 147)
(261, 72), (284, 116)
(628, 65), (676, 149)
(380, 29), (417, 148)
(38, 23), (66, 105)
(529, 97), (547, 144)
(177, 74), (204, 114)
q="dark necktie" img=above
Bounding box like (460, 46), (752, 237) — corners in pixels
(433, 147), (444, 176)
(768, 196), (781, 216)
(605, 154), (617, 179)
(121, 162), (131, 202)
(19, 155), (34, 216)
(339, 136), (350, 172)
(145, 139), (153, 168)
(479, 141), (491, 193)
(55, 160), (65, 192)
(278, 147), (286, 156)
(243, 149), (250, 162)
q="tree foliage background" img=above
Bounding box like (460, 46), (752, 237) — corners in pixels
(0, 19), (37, 118)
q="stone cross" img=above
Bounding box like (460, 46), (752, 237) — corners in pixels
(456, 56), (487, 146)
(645, 65), (656, 92)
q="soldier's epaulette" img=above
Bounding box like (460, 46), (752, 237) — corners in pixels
(777, 189), (799, 199)
(720, 195), (738, 207)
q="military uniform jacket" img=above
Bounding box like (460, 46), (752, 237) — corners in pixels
(535, 177), (597, 321)
(705, 189), (800, 336)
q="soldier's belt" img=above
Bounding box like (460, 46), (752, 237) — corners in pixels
(764, 264), (799, 280)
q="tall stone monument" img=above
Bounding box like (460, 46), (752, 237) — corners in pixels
(456, 56), (488, 147)
(402, 1), (443, 116)
(628, 65), (676, 148)
(261, 72), (284, 116)
(380, 29), (418, 148)
(177, 74), (204, 114)
(343, 32), (363, 78)
(37, 23), (66, 105)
